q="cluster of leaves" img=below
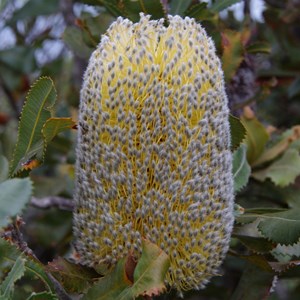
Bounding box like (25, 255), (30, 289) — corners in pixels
(1, 0), (300, 299)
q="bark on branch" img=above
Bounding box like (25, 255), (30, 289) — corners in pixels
(30, 196), (74, 211)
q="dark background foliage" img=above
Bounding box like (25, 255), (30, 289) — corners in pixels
(1, 1), (300, 299)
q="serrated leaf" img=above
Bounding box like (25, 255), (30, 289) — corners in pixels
(252, 125), (300, 167)
(97, 0), (126, 17)
(281, 186), (300, 209)
(123, 0), (166, 22)
(236, 208), (287, 225)
(0, 255), (26, 299)
(257, 209), (300, 245)
(26, 292), (58, 300)
(229, 114), (246, 151)
(253, 149), (300, 187)
(133, 240), (169, 297)
(269, 260), (300, 273)
(170, 0), (193, 15)
(120, 240), (170, 298)
(272, 242), (300, 262)
(232, 144), (251, 192)
(241, 115), (269, 164)
(47, 257), (97, 293)
(0, 155), (9, 183)
(236, 254), (274, 273)
(184, 3), (212, 20)
(210, 0), (243, 12)
(9, 77), (56, 177)
(82, 257), (131, 300)
(82, 12), (115, 40)
(83, 240), (169, 299)
(246, 42), (271, 54)
(0, 238), (55, 294)
(0, 178), (32, 228)
(42, 118), (76, 143)
(245, 208), (287, 214)
(235, 215), (258, 225)
(221, 30), (244, 82)
(234, 203), (245, 217)
(235, 235), (275, 254)
(230, 264), (275, 300)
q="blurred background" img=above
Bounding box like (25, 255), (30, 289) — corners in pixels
(1, 1), (300, 299)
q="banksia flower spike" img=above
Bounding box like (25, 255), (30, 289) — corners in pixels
(73, 14), (234, 293)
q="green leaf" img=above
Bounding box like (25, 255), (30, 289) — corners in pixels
(0, 155), (9, 183)
(221, 30), (244, 82)
(230, 264), (275, 300)
(123, 0), (166, 22)
(257, 209), (300, 245)
(9, 77), (57, 177)
(252, 149), (300, 187)
(63, 26), (93, 59)
(245, 208), (287, 214)
(269, 260), (300, 274)
(235, 208), (287, 225)
(232, 144), (251, 192)
(120, 240), (170, 298)
(235, 235), (275, 254)
(281, 186), (300, 209)
(235, 254), (273, 273)
(170, 0), (193, 15)
(82, 12), (115, 41)
(272, 242), (300, 262)
(234, 203), (245, 217)
(229, 114), (246, 151)
(252, 125), (300, 167)
(47, 257), (97, 293)
(184, 3), (212, 21)
(241, 115), (269, 164)
(26, 292), (58, 300)
(246, 42), (271, 54)
(97, 0), (126, 17)
(0, 238), (55, 294)
(0, 255), (26, 300)
(235, 215), (257, 225)
(42, 118), (76, 144)
(83, 240), (170, 299)
(210, 0), (243, 12)
(0, 178), (33, 228)
(82, 257), (131, 300)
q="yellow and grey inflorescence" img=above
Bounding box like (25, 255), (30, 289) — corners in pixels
(73, 14), (234, 293)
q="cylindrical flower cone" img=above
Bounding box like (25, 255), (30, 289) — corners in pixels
(73, 14), (234, 293)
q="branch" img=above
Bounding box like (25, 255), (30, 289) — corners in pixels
(161, 0), (168, 12)
(1, 217), (72, 300)
(30, 196), (74, 211)
(59, 0), (75, 26)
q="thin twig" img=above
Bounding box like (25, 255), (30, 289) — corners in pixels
(1, 217), (72, 300)
(161, 0), (169, 12)
(30, 196), (74, 211)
